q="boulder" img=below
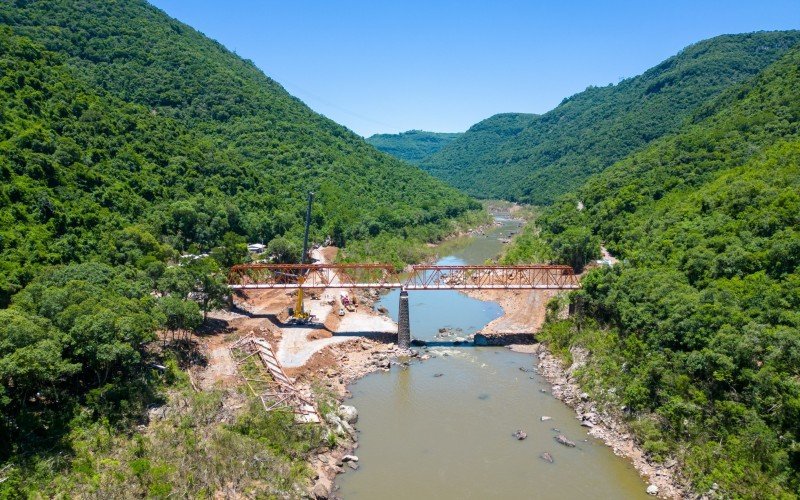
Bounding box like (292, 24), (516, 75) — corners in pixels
(324, 413), (348, 438)
(341, 420), (357, 439)
(539, 452), (554, 463)
(540, 416), (552, 421)
(312, 481), (330, 499)
(646, 484), (659, 496)
(512, 429), (528, 440)
(554, 434), (576, 447)
(338, 405), (358, 424)
(342, 454), (359, 462)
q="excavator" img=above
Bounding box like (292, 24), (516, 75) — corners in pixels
(288, 191), (314, 323)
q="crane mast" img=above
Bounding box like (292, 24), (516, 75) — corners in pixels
(292, 191), (314, 322)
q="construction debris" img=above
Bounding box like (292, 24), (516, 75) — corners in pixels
(230, 335), (320, 423)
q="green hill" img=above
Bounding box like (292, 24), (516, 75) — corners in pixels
(519, 45), (800, 497)
(0, 3), (482, 491)
(0, 1), (480, 304)
(366, 130), (462, 165)
(420, 31), (800, 204)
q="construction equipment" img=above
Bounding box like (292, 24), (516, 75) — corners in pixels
(290, 191), (314, 323)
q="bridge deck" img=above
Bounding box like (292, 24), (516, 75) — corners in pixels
(229, 264), (580, 290)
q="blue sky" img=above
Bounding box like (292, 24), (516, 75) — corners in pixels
(148, 0), (799, 137)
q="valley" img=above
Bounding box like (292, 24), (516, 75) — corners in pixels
(1, 1), (799, 498)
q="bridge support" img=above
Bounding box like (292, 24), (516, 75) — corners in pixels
(398, 290), (410, 349)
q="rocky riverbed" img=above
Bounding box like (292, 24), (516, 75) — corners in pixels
(510, 343), (690, 499)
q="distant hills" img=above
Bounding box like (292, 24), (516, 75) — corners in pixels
(0, 0), (478, 302)
(416, 31), (800, 204)
(366, 130), (461, 165)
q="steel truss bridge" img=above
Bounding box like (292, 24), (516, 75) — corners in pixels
(228, 263), (580, 291)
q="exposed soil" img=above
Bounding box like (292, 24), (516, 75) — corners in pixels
(467, 289), (561, 333)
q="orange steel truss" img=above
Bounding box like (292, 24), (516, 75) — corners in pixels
(228, 263), (398, 289)
(404, 265), (579, 290)
(229, 264), (579, 290)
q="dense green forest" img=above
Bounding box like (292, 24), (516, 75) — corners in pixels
(508, 44), (800, 497)
(420, 31), (800, 205)
(0, 1), (480, 495)
(366, 130), (461, 165)
(0, 0), (481, 306)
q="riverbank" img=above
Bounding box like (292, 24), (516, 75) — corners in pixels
(508, 343), (689, 499)
(196, 211), (665, 498)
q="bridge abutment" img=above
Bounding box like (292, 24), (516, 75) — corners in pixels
(398, 290), (410, 349)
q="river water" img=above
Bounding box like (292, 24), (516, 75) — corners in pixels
(336, 217), (648, 499)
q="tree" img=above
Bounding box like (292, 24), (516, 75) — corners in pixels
(184, 258), (229, 321)
(0, 309), (80, 412)
(211, 231), (248, 268)
(551, 227), (600, 272)
(157, 296), (201, 342)
(266, 236), (300, 264)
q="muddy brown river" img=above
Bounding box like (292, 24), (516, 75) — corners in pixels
(335, 215), (649, 499)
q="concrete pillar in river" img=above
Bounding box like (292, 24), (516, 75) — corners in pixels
(398, 290), (410, 349)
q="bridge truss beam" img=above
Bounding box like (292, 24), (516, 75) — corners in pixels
(229, 264), (579, 290)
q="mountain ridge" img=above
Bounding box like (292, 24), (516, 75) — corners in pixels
(419, 30), (800, 204)
(366, 130), (461, 165)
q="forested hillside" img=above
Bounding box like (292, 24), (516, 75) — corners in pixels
(0, 0), (480, 305)
(513, 45), (800, 497)
(0, 2), (480, 494)
(366, 130), (461, 165)
(421, 31), (800, 204)
(420, 113), (536, 175)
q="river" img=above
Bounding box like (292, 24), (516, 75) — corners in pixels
(335, 215), (649, 499)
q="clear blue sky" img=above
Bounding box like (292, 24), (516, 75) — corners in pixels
(148, 0), (799, 137)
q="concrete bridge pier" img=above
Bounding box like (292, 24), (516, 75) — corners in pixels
(398, 290), (410, 349)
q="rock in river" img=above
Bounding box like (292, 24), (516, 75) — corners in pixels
(312, 481), (330, 499)
(512, 429), (528, 440)
(646, 484), (659, 496)
(554, 434), (576, 447)
(338, 405), (358, 424)
(539, 452), (554, 464)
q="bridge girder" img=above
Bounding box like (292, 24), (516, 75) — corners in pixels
(228, 264), (580, 290)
